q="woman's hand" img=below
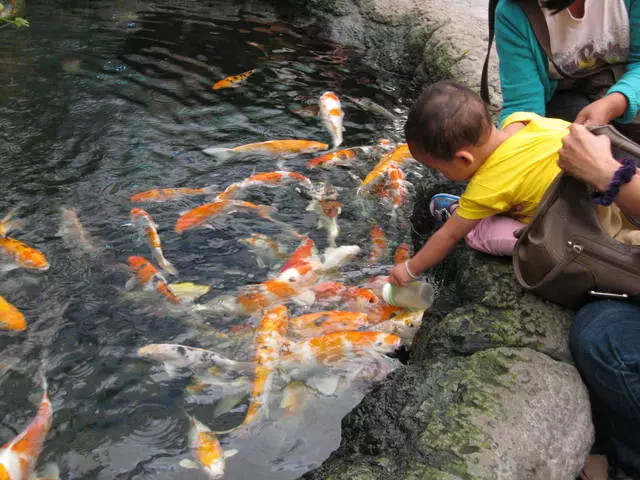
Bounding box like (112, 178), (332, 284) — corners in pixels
(558, 123), (620, 191)
(575, 93), (628, 126)
(389, 262), (413, 287)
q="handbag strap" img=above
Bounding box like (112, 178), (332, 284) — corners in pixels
(512, 242), (582, 290)
(480, 0), (499, 103)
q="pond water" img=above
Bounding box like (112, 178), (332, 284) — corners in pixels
(0, 1), (420, 478)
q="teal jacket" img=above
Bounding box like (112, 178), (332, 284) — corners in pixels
(495, 0), (640, 126)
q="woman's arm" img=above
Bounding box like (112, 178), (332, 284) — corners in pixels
(558, 124), (640, 217)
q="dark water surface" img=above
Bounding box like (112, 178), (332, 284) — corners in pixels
(0, 1), (415, 478)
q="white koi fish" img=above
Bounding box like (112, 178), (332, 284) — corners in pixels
(319, 91), (344, 149)
(179, 416), (237, 479)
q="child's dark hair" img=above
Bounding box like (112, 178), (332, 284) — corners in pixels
(404, 80), (492, 161)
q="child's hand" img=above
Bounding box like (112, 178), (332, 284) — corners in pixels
(389, 262), (413, 287)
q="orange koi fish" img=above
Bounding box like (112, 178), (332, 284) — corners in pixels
(368, 225), (388, 264)
(279, 236), (317, 273)
(0, 296), (26, 331)
(365, 308), (424, 346)
(212, 69), (256, 90)
(0, 238), (49, 272)
(387, 164), (407, 210)
(239, 171), (313, 191)
(203, 139), (328, 159)
(358, 143), (413, 195)
(180, 416), (237, 478)
(215, 183), (242, 201)
(278, 237), (321, 291)
(126, 256), (180, 305)
(130, 208), (177, 276)
(312, 282), (379, 311)
(319, 91), (344, 149)
(307, 148), (357, 169)
(0, 376), (53, 480)
(175, 200), (274, 233)
(236, 279), (299, 313)
(289, 311), (370, 338)
(242, 305), (289, 426)
(393, 243), (411, 264)
(130, 186), (217, 203)
(0, 208), (23, 238)
(367, 304), (405, 323)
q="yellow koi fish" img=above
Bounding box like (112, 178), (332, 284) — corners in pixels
(0, 296), (26, 331)
(212, 69), (256, 90)
(179, 416), (237, 479)
(289, 311), (371, 338)
(358, 143), (413, 195)
(0, 238), (49, 272)
(130, 208), (177, 275)
(202, 139), (328, 159)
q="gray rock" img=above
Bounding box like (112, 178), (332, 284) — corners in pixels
(303, 348), (593, 480)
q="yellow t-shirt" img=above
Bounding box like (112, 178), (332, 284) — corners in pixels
(457, 112), (567, 224)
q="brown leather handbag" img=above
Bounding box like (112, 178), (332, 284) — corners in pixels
(513, 125), (640, 309)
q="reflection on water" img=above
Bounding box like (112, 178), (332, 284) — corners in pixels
(0, 1), (417, 478)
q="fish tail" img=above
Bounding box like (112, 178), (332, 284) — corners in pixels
(256, 204), (276, 220)
(0, 208), (24, 237)
(158, 256), (178, 276)
(202, 147), (233, 160)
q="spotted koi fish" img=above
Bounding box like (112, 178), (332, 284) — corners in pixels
(319, 91), (344, 149)
(0, 376), (53, 480)
(175, 200), (274, 233)
(387, 164), (407, 210)
(358, 143), (413, 195)
(130, 186), (218, 203)
(242, 304), (289, 426)
(368, 225), (388, 264)
(212, 69), (256, 90)
(289, 311), (371, 338)
(180, 416), (237, 479)
(0, 237), (49, 272)
(126, 256), (180, 305)
(203, 139), (328, 158)
(0, 296), (26, 331)
(130, 208), (177, 276)
(393, 243), (411, 264)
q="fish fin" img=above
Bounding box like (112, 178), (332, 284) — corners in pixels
(159, 260), (178, 276)
(292, 289), (316, 306)
(306, 375), (340, 396)
(202, 147), (233, 160)
(305, 199), (318, 212)
(1, 219), (25, 237)
(224, 449), (238, 459)
(0, 263), (19, 273)
(124, 277), (137, 291)
(213, 391), (248, 418)
(179, 459), (199, 470)
(164, 363), (178, 377)
(36, 462), (60, 480)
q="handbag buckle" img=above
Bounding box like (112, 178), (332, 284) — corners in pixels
(588, 290), (630, 300)
(567, 241), (584, 254)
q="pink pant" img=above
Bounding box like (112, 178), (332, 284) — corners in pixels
(465, 215), (525, 256)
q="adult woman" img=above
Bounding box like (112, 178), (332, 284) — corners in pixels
(559, 124), (640, 478)
(495, 0), (640, 134)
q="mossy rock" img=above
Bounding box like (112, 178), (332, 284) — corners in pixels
(301, 348), (593, 480)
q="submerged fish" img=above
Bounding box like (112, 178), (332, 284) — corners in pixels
(126, 256), (180, 305)
(242, 304), (289, 426)
(130, 186), (218, 203)
(393, 243), (411, 264)
(387, 164), (407, 211)
(0, 376), (53, 480)
(239, 233), (287, 268)
(56, 208), (98, 254)
(0, 237), (49, 272)
(365, 308), (424, 346)
(348, 96), (396, 121)
(358, 144), (413, 195)
(175, 200), (274, 233)
(212, 69), (256, 90)
(312, 282), (379, 311)
(320, 245), (361, 272)
(289, 311), (370, 338)
(319, 91), (344, 149)
(0, 208), (23, 238)
(305, 185), (341, 247)
(203, 139), (328, 159)
(130, 208), (177, 276)
(236, 279), (301, 314)
(180, 416), (237, 479)
(0, 296), (26, 331)
(368, 225), (388, 264)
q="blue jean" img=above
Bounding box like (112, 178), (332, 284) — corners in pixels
(570, 300), (640, 474)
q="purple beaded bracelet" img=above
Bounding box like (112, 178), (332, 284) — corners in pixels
(592, 158), (637, 206)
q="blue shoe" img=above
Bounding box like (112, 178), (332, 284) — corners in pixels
(429, 193), (460, 223)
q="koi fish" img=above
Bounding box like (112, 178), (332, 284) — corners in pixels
(242, 304), (289, 426)
(366, 304), (405, 323)
(130, 208), (177, 276)
(387, 164), (407, 211)
(307, 148), (358, 169)
(56, 208), (98, 254)
(312, 282), (379, 311)
(358, 143), (413, 195)
(365, 308), (424, 346)
(239, 233), (287, 268)
(305, 185), (341, 247)
(393, 243), (411, 264)
(320, 245), (361, 272)
(319, 91), (344, 149)
(175, 200), (274, 233)
(212, 69), (256, 90)
(348, 96), (396, 121)
(130, 186), (218, 203)
(236, 279), (299, 313)
(368, 225), (388, 264)
(0, 376), (53, 480)
(279, 236), (317, 273)
(0, 238), (49, 272)
(0, 208), (23, 238)
(215, 183), (242, 201)
(0, 296), (26, 331)
(289, 311), (370, 338)
(202, 139), (328, 159)
(126, 256), (180, 305)
(238, 171), (313, 191)
(179, 416), (237, 479)
(138, 343), (252, 377)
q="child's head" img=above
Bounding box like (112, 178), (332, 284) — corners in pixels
(405, 80), (493, 181)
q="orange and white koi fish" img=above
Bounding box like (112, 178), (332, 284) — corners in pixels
(307, 148), (359, 169)
(242, 304), (289, 426)
(320, 245), (361, 272)
(358, 143), (413, 195)
(0, 238), (49, 272)
(319, 91), (344, 149)
(239, 233), (287, 268)
(305, 185), (341, 247)
(289, 311), (370, 338)
(365, 308), (424, 346)
(279, 236), (317, 273)
(212, 69), (256, 90)
(236, 279), (300, 313)
(179, 416), (237, 479)
(366, 304), (405, 323)
(130, 186), (218, 203)
(0, 296), (26, 331)
(56, 208), (98, 254)
(0, 376), (53, 480)
(393, 243), (411, 264)
(130, 208), (177, 276)
(238, 171), (313, 191)
(368, 225), (388, 264)
(387, 164), (407, 211)
(312, 282), (379, 311)
(203, 139), (328, 159)
(126, 256), (180, 305)
(0, 208), (23, 238)
(175, 200), (274, 233)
